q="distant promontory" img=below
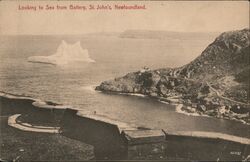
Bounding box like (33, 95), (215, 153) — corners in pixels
(96, 29), (250, 124)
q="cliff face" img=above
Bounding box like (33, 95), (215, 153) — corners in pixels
(96, 29), (250, 124)
(179, 28), (250, 80)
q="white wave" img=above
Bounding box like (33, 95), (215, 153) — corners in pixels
(158, 99), (170, 105)
(118, 92), (147, 97)
(175, 104), (207, 117)
(81, 85), (96, 92)
(0, 91), (35, 101)
(32, 100), (73, 109)
(28, 40), (95, 65)
(0, 91), (73, 110)
(175, 104), (250, 125)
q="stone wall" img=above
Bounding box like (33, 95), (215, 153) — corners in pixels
(59, 109), (250, 161)
(60, 109), (127, 160)
(1, 94), (249, 161)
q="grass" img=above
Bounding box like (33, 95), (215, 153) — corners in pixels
(0, 116), (94, 161)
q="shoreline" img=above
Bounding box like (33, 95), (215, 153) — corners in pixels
(2, 86), (248, 126)
(2, 88), (249, 126)
(96, 90), (250, 125)
(1, 90), (249, 139)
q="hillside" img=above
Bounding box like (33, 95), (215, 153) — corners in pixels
(96, 29), (250, 124)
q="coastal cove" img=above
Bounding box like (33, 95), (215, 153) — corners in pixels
(97, 89), (250, 125)
(1, 90), (250, 139)
(0, 33), (249, 138)
(96, 29), (250, 126)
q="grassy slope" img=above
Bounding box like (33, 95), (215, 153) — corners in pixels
(0, 116), (94, 161)
(0, 97), (95, 161)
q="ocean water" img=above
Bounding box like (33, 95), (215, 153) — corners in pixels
(0, 34), (249, 138)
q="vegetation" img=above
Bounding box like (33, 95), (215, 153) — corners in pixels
(96, 29), (250, 124)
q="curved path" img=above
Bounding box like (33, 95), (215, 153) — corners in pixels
(207, 82), (250, 107)
(8, 114), (60, 133)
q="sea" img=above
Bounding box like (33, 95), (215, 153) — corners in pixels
(0, 34), (249, 138)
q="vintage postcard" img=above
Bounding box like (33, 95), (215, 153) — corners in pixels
(0, 0), (249, 161)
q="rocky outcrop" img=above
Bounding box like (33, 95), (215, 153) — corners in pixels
(96, 29), (250, 124)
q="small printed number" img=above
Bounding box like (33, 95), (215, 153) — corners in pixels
(230, 151), (241, 155)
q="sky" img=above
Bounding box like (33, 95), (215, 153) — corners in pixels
(0, 1), (249, 35)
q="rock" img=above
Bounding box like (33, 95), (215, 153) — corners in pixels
(96, 28), (250, 124)
(231, 105), (249, 114)
(158, 84), (169, 97)
(197, 105), (206, 112)
(149, 92), (158, 97)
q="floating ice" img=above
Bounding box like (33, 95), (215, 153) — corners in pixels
(28, 40), (95, 65)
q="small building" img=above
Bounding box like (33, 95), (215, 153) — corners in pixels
(121, 129), (167, 160)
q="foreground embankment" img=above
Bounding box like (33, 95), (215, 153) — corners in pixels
(0, 92), (249, 161)
(0, 93), (94, 161)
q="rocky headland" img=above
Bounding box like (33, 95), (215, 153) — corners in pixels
(96, 29), (250, 124)
(119, 29), (218, 40)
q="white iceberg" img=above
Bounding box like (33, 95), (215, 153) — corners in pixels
(28, 40), (95, 65)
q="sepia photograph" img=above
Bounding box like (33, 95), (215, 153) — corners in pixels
(0, 0), (249, 161)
